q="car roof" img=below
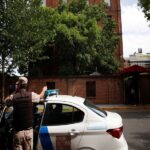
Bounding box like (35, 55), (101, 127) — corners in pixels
(45, 95), (85, 105)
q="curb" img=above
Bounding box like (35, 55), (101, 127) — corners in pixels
(99, 105), (150, 111)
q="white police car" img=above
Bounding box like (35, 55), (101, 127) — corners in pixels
(36, 90), (128, 150)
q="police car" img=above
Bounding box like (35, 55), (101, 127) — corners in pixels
(0, 90), (128, 150)
(36, 90), (128, 150)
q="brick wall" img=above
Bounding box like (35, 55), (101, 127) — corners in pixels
(28, 75), (124, 104)
(46, 0), (58, 7)
(3, 74), (150, 104)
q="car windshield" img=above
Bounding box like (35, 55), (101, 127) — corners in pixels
(84, 100), (107, 117)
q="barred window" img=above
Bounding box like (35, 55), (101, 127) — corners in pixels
(86, 81), (96, 98)
(42, 0), (46, 6)
(46, 82), (55, 90)
(104, 0), (111, 7)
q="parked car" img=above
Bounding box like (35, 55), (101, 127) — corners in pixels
(0, 90), (128, 150)
(37, 90), (128, 150)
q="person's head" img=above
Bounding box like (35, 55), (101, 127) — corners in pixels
(16, 76), (28, 90)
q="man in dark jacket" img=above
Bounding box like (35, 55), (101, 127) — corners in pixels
(5, 77), (47, 150)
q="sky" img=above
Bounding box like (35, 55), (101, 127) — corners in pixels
(120, 0), (150, 58)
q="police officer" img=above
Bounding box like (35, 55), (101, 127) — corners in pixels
(5, 77), (47, 150)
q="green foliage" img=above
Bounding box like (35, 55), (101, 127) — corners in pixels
(53, 0), (119, 75)
(0, 0), (55, 74)
(138, 0), (150, 21)
(0, 0), (119, 77)
(0, 0), (55, 101)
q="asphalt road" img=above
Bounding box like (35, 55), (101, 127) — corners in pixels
(114, 109), (150, 150)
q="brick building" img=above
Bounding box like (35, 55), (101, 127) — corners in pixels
(1, 1), (150, 105)
(43, 0), (123, 61)
(29, 0), (123, 76)
(28, 75), (124, 104)
(1, 74), (150, 104)
(27, 74), (150, 104)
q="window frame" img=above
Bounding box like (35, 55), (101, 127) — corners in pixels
(42, 103), (85, 126)
(84, 100), (107, 117)
(42, 0), (46, 6)
(86, 81), (96, 98)
(104, 0), (111, 7)
(46, 81), (55, 90)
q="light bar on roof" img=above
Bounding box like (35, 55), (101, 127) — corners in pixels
(45, 89), (59, 97)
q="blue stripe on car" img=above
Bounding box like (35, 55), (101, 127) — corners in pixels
(39, 126), (54, 150)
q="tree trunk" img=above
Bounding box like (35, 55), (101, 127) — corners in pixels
(1, 56), (5, 105)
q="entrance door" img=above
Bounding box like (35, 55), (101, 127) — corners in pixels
(124, 76), (139, 105)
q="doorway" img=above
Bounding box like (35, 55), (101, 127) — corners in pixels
(124, 76), (139, 105)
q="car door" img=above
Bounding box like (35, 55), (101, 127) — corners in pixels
(0, 106), (13, 150)
(38, 102), (86, 150)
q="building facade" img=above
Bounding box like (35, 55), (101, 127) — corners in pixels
(42, 0), (123, 61)
(128, 48), (150, 69)
(3, 74), (150, 104)
(28, 75), (125, 104)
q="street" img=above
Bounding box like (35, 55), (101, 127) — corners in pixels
(114, 109), (150, 150)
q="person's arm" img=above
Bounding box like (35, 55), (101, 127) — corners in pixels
(4, 94), (14, 106)
(32, 86), (47, 103)
(39, 86), (47, 99)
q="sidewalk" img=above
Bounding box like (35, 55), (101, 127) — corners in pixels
(98, 104), (150, 110)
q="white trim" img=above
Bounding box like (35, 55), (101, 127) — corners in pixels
(104, 0), (111, 6)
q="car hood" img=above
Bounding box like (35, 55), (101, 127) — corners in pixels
(105, 111), (123, 129)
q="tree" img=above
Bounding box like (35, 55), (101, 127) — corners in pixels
(53, 0), (119, 75)
(138, 0), (150, 21)
(0, 0), (55, 103)
(29, 0), (119, 76)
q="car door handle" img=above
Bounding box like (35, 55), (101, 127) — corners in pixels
(69, 129), (80, 136)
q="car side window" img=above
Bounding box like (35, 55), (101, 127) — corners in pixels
(42, 103), (84, 126)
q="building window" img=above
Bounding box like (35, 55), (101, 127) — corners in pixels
(62, 0), (67, 3)
(86, 0), (89, 5)
(62, 0), (88, 4)
(42, 0), (46, 6)
(107, 15), (112, 20)
(46, 82), (55, 90)
(104, 0), (111, 7)
(62, 0), (71, 3)
(86, 81), (96, 98)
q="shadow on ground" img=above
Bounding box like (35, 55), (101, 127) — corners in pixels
(114, 110), (150, 150)
(114, 110), (150, 119)
(127, 132), (150, 150)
